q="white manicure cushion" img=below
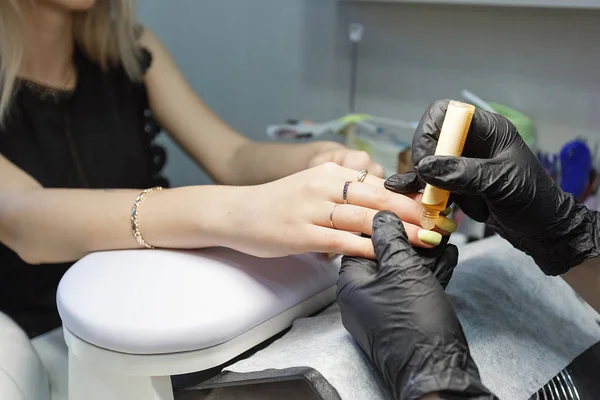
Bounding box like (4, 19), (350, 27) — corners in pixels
(57, 248), (340, 354)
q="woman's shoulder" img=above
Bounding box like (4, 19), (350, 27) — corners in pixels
(75, 26), (156, 85)
(136, 28), (164, 75)
(136, 25), (155, 75)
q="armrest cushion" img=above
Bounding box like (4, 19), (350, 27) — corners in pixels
(57, 248), (339, 355)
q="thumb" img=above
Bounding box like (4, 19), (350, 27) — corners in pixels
(371, 211), (414, 273)
(417, 155), (490, 195)
(431, 244), (459, 289)
(384, 171), (423, 195)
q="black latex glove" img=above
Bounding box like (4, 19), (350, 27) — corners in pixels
(337, 211), (496, 400)
(385, 99), (600, 276)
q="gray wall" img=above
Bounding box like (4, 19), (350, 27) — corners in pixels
(138, 0), (344, 186)
(336, 2), (600, 152)
(138, 0), (600, 187)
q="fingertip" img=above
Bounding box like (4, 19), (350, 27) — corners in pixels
(440, 206), (452, 217)
(404, 224), (434, 248)
(446, 243), (459, 257)
(432, 227), (450, 237)
(436, 216), (457, 233)
(444, 243), (460, 265)
(371, 211), (411, 255)
(384, 171), (422, 194)
(372, 210), (400, 227)
(371, 163), (385, 178)
(417, 229), (442, 247)
(317, 252), (338, 260)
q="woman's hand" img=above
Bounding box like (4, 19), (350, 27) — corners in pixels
(337, 211), (495, 400)
(308, 143), (385, 178)
(220, 162), (456, 259)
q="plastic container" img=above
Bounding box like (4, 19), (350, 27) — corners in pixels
(487, 102), (536, 150)
(342, 117), (414, 178)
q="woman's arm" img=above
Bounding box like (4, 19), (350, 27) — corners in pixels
(139, 30), (379, 185)
(1, 152), (443, 264)
(0, 154), (238, 264)
(139, 29), (246, 185)
(230, 141), (340, 185)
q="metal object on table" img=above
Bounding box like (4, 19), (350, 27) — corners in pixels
(175, 367), (341, 400)
(531, 369), (581, 400)
(347, 23), (364, 113)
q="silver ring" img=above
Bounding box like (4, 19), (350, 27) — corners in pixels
(329, 204), (338, 229)
(342, 181), (351, 204)
(357, 169), (368, 183)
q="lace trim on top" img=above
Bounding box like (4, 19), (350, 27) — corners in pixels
(18, 78), (75, 104)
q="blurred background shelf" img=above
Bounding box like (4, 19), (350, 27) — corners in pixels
(339, 0), (600, 9)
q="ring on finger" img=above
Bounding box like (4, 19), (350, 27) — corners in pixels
(342, 181), (352, 204)
(357, 169), (368, 183)
(329, 204), (339, 229)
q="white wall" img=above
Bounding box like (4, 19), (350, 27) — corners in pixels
(139, 0), (600, 186)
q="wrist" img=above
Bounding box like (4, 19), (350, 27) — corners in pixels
(504, 198), (600, 276)
(563, 205), (600, 269)
(189, 185), (251, 249)
(142, 185), (247, 250)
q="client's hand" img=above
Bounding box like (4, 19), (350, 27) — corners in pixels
(385, 99), (600, 276)
(337, 211), (495, 400)
(308, 144), (386, 178)
(223, 162), (457, 259)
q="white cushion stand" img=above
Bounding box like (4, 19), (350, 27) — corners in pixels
(0, 312), (50, 400)
(57, 247), (340, 400)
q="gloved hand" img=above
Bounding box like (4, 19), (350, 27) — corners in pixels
(385, 99), (600, 276)
(337, 211), (495, 400)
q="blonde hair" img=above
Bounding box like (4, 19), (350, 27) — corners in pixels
(0, 0), (142, 125)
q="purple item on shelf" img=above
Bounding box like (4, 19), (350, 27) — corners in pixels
(560, 140), (592, 199)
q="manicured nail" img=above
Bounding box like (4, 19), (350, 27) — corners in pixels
(317, 252), (337, 260)
(418, 230), (442, 246)
(440, 206), (452, 217)
(436, 216), (457, 233)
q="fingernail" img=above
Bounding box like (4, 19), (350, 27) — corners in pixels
(418, 230), (442, 246)
(317, 252), (337, 260)
(436, 216), (457, 233)
(440, 206), (452, 216)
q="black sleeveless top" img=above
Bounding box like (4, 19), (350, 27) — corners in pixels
(0, 47), (169, 337)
